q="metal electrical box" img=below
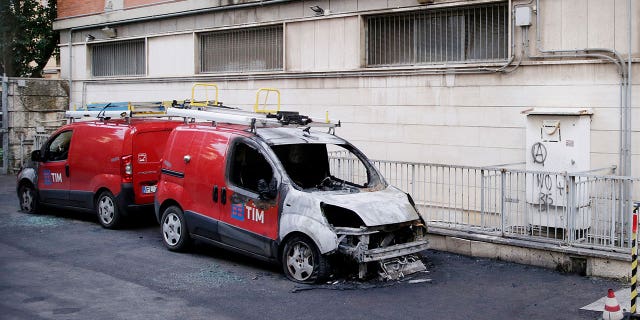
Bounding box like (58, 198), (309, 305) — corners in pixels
(515, 7), (532, 26)
(522, 108), (593, 229)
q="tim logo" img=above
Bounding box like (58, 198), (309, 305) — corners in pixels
(43, 169), (63, 185)
(231, 204), (244, 221)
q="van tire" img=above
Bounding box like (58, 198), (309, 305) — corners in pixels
(282, 235), (330, 284)
(96, 191), (122, 229)
(18, 183), (39, 214)
(161, 206), (190, 252)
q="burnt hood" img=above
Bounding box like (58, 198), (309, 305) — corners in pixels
(313, 186), (420, 227)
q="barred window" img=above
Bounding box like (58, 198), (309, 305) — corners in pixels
(366, 3), (508, 66)
(91, 39), (146, 77)
(200, 25), (283, 73)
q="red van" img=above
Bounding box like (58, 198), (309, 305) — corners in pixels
(155, 108), (428, 283)
(17, 118), (181, 228)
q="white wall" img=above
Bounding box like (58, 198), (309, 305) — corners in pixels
(148, 34), (195, 77)
(539, 0), (639, 55)
(286, 16), (361, 71)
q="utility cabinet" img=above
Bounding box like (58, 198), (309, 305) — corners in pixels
(522, 108), (593, 229)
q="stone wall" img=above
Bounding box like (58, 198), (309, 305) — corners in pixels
(2, 78), (69, 173)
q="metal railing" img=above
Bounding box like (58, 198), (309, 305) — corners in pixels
(34, 133), (48, 151)
(329, 154), (638, 254)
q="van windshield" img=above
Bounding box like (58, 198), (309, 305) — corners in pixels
(270, 143), (384, 192)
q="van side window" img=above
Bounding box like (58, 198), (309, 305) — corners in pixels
(45, 131), (73, 162)
(229, 142), (274, 194)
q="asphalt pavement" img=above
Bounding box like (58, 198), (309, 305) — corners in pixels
(0, 174), (625, 320)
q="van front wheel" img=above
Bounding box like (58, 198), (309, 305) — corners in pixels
(282, 235), (330, 284)
(18, 183), (38, 214)
(96, 191), (122, 229)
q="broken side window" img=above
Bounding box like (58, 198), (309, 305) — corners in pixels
(271, 143), (384, 191)
(228, 141), (274, 194)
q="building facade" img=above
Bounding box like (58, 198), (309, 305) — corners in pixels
(53, 0), (639, 177)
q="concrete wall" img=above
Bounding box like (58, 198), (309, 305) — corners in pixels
(427, 228), (631, 279)
(3, 79), (69, 173)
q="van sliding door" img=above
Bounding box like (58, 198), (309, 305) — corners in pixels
(218, 138), (280, 257)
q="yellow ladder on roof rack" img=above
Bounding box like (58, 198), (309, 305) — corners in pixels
(190, 83), (219, 107)
(253, 88), (280, 114)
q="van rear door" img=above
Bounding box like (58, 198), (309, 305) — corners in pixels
(132, 129), (172, 204)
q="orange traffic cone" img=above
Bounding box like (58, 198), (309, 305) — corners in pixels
(602, 289), (624, 320)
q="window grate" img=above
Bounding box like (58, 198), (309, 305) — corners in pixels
(200, 25), (283, 73)
(366, 2), (508, 66)
(91, 39), (146, 77)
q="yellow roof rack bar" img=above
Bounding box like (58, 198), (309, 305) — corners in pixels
(253, 88), (280, 114)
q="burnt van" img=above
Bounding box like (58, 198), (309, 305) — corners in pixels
(17, 117), (181, 228)
(155, 108), (428, 283)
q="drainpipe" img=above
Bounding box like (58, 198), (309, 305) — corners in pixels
(529, 0), (631, 177)
(68, 29), (73, 109)
(626, 0), (633, 179)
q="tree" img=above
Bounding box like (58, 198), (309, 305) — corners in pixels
(0, 0), (58, 78)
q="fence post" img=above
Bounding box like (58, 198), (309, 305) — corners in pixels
(631, 204), (638, 315)
(501, 168), (506, 236)
(481, 169), (486, 228)
(1, 74), (8, 175)
(567, 174), (576, 244)
(411, 164), (416, 197)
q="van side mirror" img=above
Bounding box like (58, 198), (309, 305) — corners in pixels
(31, 150), (42, 162)
(257, 178), (278, 200)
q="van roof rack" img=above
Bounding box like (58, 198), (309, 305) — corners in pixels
(65, 84), (340, 132)
(65, 100), (175, 121)
(166, 107), (340, 133)
(66, 83), (225, 121)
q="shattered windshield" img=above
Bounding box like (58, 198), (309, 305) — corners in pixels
(270, 143), (384, 192)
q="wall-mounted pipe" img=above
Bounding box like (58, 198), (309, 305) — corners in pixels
(68, 29), (72, 109)
(626, 0), (633, 179)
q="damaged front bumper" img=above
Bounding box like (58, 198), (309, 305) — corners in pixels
(334, 223), (429, 280)
(360, 240), (429, 262)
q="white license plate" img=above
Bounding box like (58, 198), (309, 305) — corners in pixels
(142, 185), (157, 194)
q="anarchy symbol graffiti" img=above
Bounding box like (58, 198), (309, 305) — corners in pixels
(531, 142), (547, 166)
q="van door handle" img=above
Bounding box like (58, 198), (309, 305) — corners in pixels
(212, 185), (218, 203)
(65, 164), (70, 177)
(221, 187), (226, 205)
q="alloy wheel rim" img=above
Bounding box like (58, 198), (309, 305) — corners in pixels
(21, 189), (33, 211)
(286, 242), (314, 281)
(98, 196), (115, 224)
(162, 212), (182, 246)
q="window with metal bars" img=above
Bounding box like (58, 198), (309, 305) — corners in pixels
(366, 2), (508, 66)
(91, 39), (146, 77)
(199, 25), (283, 73)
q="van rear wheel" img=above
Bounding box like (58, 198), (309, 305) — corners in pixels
(96, 191), (122, 229)
(161, 206), (190, 252)
(282, 235), (330, 284)
(18, 183), (38, 214)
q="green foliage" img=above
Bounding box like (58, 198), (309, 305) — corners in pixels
(0, 0), (58, 78)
